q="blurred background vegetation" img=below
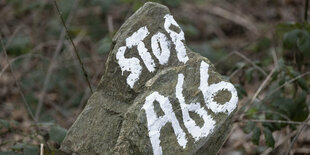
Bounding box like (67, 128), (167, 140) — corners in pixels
(0, 0), (310, 154)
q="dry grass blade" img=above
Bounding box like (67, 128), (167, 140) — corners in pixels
(243, 119), (310, 126)
(0, 54), (47, 78)
(284, 2), (310, 152)
(285, 114), (310, 155)
(0, 35), (36, 121)
(262, 130), (297, 155)
(53, 0), (93, 93)
(0, 34), (51, 152)
(268, 70), (310, 97)
(233, 51), (268, 76)
(35, 0), (82, 120)
(215, 52), (234, 66)
(205, 6), (259, 35)
(238, 67), (276, 120)
(250, 67), (276, 104)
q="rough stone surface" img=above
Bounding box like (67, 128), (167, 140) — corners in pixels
(61, 2), (238, 155)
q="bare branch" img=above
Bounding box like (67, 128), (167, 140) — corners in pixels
(233, 50), (268, 76)
(53, 0), (93, 94)
(242, 119), (310, 126)
(0, 36), (36, 121)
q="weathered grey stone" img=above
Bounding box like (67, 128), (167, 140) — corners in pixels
(61, 2), (238, 155)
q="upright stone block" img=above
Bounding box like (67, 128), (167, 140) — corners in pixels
(61, 2), (238, 155)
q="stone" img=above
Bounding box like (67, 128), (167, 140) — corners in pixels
(61, 2), (238, 155)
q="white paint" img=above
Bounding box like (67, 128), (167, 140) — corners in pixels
(151, 32), (171, 65)
(116, 13), (238, 153)
(164, 14), (189, 64)
(116, 46), (142, 88)
(126, 26), (156, 72)
(142, 61), (238, 154)
(142, 92), (188, 155)
(199, 61), (238, 114)
(116, 26), (156, 88)
(116, 14), (191, 88)
(176, 74), (215, 141)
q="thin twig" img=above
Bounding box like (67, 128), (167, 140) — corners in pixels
(40, 144), (44, 155)
(228, 66), (243, 79)
(214, 38), (258, 67)
(54, 0), (93, 93)
(240, 110), (291, 121)
(233, 51), (268, 76)
(76, 56), (106, 113)
(107, 15), (114, 34)
(238, 70), (310, 120)
(305, 0), (309, 22)
(253, 70), (310, 105)
(262, 130), (297, 155)
(268, 70), (310, 97)
(215, 51), (234, 66)
(1, 35), (52, 151)
(35, 0), (81, 120)
(242, 119), (310, 126)
(205, 6), (259, 35)
(237, 49), (278, 119)
(250, 67), (275, 104)
(0, 54), (48, 78)
(0, 36), (36, 121)
(1, 25), (24, 51)
(271, 48), (278, 67)
(286, 125), (306, 155)
(239, 67), (276, 119)
(285, 114), (310, 155)
(0, 25), (23, 69)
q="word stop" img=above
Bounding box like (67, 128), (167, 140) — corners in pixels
(116, 14), (188, 88)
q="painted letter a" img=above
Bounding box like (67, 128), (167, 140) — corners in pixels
(142, 92), (187, 155)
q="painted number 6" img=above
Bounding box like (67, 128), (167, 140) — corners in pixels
(142, 61), (238, 155)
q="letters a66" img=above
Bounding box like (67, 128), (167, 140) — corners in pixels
(142, 61), (238, 155)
